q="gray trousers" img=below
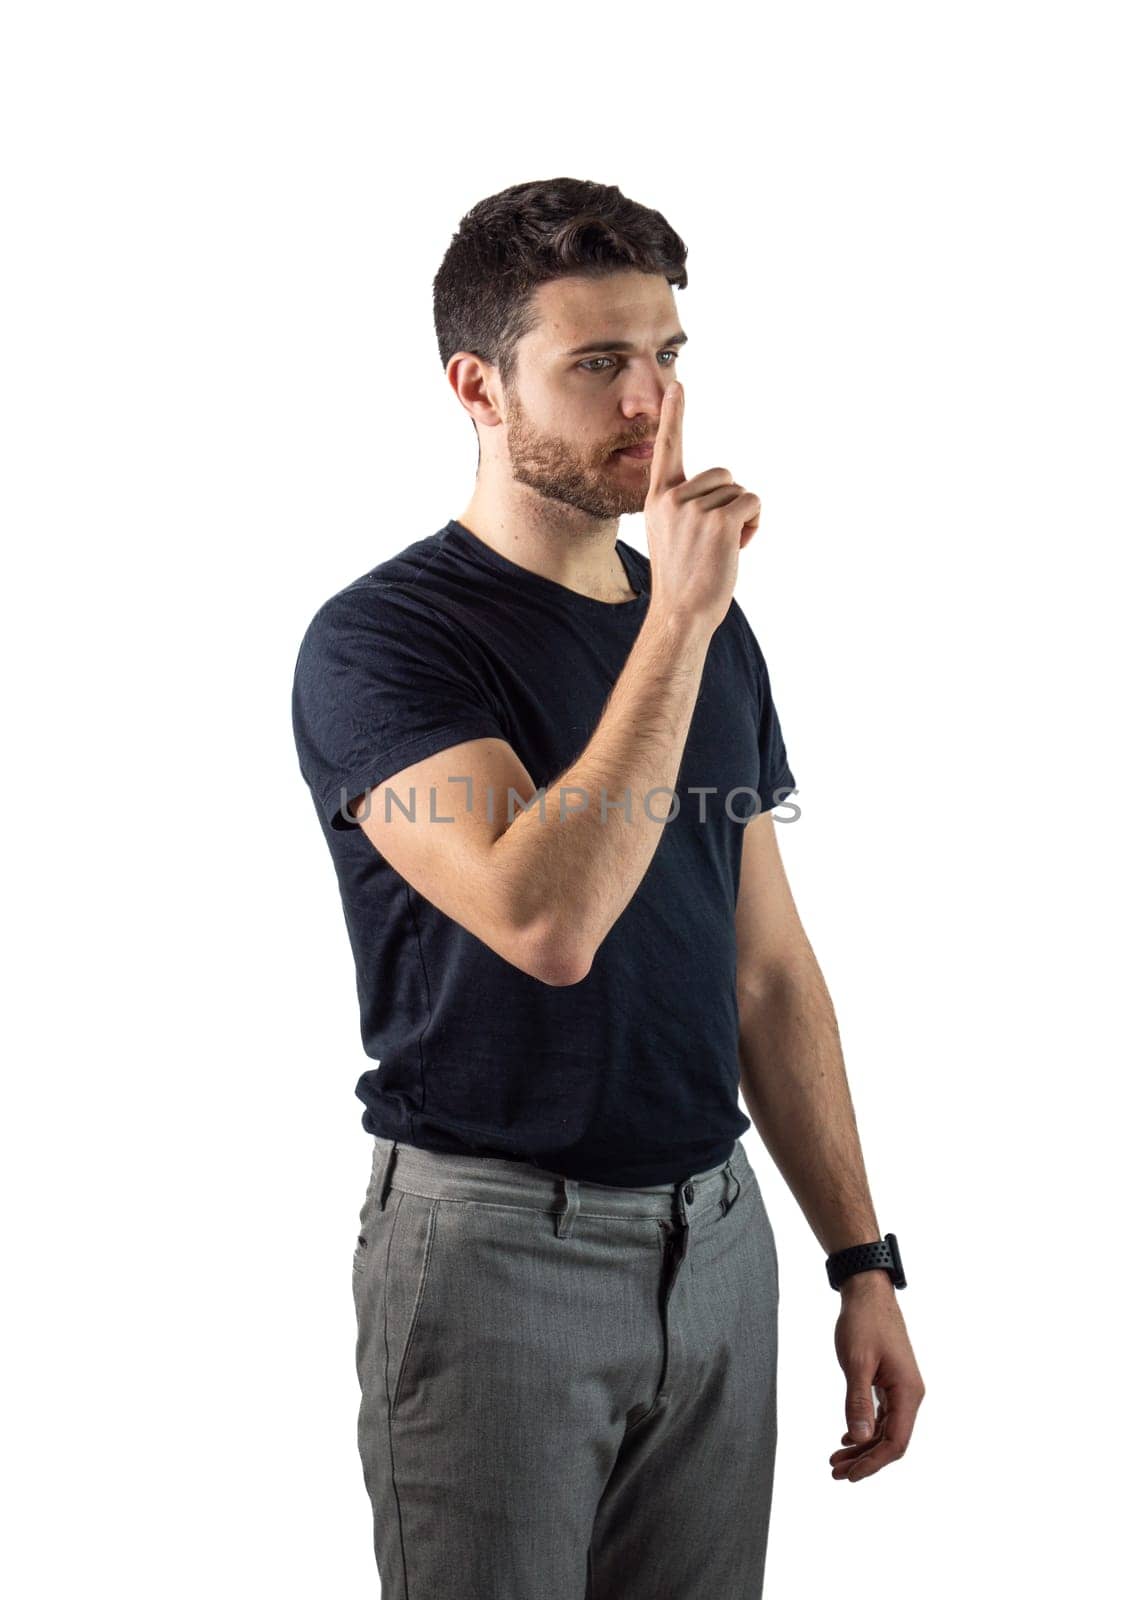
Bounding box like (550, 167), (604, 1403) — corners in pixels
(351, 1135), (779, 1599)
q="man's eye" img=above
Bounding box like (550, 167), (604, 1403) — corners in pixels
(578, 351), (681, 373)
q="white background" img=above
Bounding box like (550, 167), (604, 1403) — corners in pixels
(4, 2), (1129, 1594)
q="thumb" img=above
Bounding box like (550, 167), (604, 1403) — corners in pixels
(846, 1380), (876, 1441)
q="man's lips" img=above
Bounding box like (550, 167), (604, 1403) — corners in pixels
(613, 441), (655, 458)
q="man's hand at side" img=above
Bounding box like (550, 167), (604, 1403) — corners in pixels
(829, 1273), (926, 1481)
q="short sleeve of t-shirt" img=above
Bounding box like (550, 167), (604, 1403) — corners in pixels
(292, 583), (511, 832)
(732, 604), (798, 815)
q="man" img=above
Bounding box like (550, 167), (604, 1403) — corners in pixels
(291, 178), (924, 1599)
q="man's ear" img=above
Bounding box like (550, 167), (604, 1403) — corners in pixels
(447, 352), (503, 432)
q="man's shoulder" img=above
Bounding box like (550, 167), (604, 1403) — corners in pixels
(297, 530), (450, 644)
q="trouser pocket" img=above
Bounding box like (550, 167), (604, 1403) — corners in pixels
(353, 1187), (440, 1415)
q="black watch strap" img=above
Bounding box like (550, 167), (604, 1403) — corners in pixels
(826, 1231), (906, 1290)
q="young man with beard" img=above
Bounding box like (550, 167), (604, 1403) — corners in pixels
(292, 176), (924, 1600)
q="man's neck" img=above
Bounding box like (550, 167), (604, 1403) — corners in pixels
(455, 495), (637, 603)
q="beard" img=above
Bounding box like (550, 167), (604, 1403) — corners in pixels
(502, 384), (649, 520)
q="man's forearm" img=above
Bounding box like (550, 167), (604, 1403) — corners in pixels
(493, 606), (712, 976)
(737, 946), (888, 1268)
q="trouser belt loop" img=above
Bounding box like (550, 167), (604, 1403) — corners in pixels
(375, 1141), (397, 1211)
(555, 1177), (580, 1238)
(719, 1158), (741, 1216)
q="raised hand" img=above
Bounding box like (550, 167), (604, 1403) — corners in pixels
(643, 380), (762, 635)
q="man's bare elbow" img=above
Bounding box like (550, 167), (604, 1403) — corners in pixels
(538, 953), (593, 987)
(514, 919), (593, 988)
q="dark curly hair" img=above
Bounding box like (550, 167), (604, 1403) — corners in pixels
(433, 177), (688, 397)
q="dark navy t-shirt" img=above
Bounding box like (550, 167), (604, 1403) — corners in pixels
(291, 517), (796, 1186)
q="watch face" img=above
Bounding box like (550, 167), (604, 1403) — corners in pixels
(885, 1233), (906, 1288)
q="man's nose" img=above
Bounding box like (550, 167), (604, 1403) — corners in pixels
(621, 378), (668, 420)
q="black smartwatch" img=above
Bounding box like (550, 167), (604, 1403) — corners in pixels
(826, 1232), (906, 1291)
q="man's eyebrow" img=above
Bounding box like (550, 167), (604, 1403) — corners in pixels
(562, 330), (689, 357)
